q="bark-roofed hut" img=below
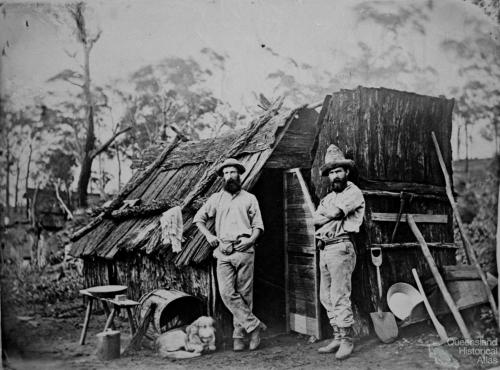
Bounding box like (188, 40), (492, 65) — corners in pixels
(70, 99), (320, 338)
(70, 87), (457, 342)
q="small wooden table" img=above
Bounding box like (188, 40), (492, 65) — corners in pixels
(79, 289), (139, 345)
(103, 298), (140, 335)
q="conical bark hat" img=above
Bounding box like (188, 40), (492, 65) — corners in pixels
(320, 144), (355, 176)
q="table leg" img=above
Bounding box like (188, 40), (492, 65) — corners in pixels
(79, 298), (93, 345)
(101, 300), (115, 330)
(126, 308), (137, 335)
(104, 308), (116, 331)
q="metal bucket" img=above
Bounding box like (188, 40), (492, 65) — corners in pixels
(137, 289), (203, 333)
(387, 282), (423, 320)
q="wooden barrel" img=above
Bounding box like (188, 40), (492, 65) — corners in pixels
(137, 289), (203, 333)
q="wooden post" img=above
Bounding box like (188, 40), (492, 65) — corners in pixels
(431, 132), (471, 264)
(497, 180), (500, 331)
(126, 308), (137, 335)
(432, 132), (499, 327)
(79, 298), (93, 345)
(122, 303), (156, 356)
(407, 214), (471, 340)
(104, 308), (117, 331)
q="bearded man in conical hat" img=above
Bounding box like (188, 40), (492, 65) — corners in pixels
(313, 145), (365, 360)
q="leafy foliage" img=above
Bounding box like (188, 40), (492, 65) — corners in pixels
(456, 157), (499, 273)
(2, 262), (83, 316)
(112, 51), (243, 159)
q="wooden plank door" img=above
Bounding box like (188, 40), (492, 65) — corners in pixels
(283, 168), (322, 339)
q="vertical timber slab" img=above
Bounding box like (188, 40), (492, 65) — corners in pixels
(283, 169), (322, 339)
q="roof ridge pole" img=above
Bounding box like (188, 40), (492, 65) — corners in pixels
(70, 136), (181, 242)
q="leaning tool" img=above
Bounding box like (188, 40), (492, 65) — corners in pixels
(431, 131), (499, 327)
(407, 214), (471, 340)
(369, 247), (398, 343)
(412, 268), (449, 343)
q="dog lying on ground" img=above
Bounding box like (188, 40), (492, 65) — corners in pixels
(156, 316), (216, 359)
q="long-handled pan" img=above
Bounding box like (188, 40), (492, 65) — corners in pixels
(411, 268), (449, 343)
(370, 247), (398, 343)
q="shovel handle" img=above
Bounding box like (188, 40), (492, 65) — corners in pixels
(376, 265), (383, 302)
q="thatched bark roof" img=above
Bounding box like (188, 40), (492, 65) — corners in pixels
(69, 99), (314, 266)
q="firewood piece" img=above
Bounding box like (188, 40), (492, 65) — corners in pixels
(122, 303), (156, 356)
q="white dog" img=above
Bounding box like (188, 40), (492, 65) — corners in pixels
(156, 316), (216, 359)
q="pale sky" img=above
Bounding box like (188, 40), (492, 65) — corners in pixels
(1, 0), (499, 192)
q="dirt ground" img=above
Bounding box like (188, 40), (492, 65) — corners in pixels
(3, 303), (499, 370)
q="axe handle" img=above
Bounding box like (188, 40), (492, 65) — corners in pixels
(412, 268), (449, 343)
(408, 214), (471, 340)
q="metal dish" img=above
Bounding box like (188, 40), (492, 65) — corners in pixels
(86, 285), (128, 298)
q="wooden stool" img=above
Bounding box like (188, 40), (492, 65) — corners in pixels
(78, 289), (115, 345)
(103, 298), (140, 336)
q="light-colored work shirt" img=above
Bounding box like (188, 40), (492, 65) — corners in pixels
(314, 181), (365, 241)
(193, 189), (264, 241)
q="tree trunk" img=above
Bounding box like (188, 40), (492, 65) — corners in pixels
(14, 160), (20, 210)
(5, 144), (10, 219)
(115, 144), (122, 191)
(30, 184), (40, 266)
(77, 40), (95, 208)
(494, 117), (499, 156)
(457, 123), (461, 160)
(465, 121), (469, 175)
(25, 142), (32, 218)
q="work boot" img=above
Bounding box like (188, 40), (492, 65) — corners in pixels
(249, 323), (266, 351)
(335, 327), (354, 360)
(318, 326), (341, 353)
(233, 338), (245, 352)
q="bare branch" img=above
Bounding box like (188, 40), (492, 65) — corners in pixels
(54, 179), (73, 220)
(90, 126), (132, 159)
(67, 79), (84, 88)
(88, 30), (102, 49)
(63, 48), (78, 59)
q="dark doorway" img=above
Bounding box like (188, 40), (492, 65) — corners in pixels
(252, 168), (286, 335)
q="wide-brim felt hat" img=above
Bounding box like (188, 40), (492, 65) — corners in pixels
(216, 158), (246, 177)
(320, 144), (355, 176)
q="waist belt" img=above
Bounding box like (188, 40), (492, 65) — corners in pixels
(316, 237), (352, 250)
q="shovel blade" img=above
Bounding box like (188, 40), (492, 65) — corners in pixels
(370, 311), (398, 344)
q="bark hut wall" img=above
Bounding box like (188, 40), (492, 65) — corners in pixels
(83, 255), (210, 302)
(310, 87), (456, 332)
(312, 87), (454, 198)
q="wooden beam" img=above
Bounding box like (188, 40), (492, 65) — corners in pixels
(407, 214), (471, 340)
(370, 243), (457, 249)
(370, 213), (448, 224)
(498, 179), (500, 330)
(359, 178), (447, 196)
(362, 190), (447, 202)
(432, 131), (499, 326)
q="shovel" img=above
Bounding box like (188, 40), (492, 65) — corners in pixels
(369, 247), (398, 343)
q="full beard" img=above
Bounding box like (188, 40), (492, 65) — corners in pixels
(224, 177), (242, 194)
(330, 178), (347, 193)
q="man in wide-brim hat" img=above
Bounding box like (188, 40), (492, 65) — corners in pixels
(194, 158), (266, 352)
(313, 145), (365, 360)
